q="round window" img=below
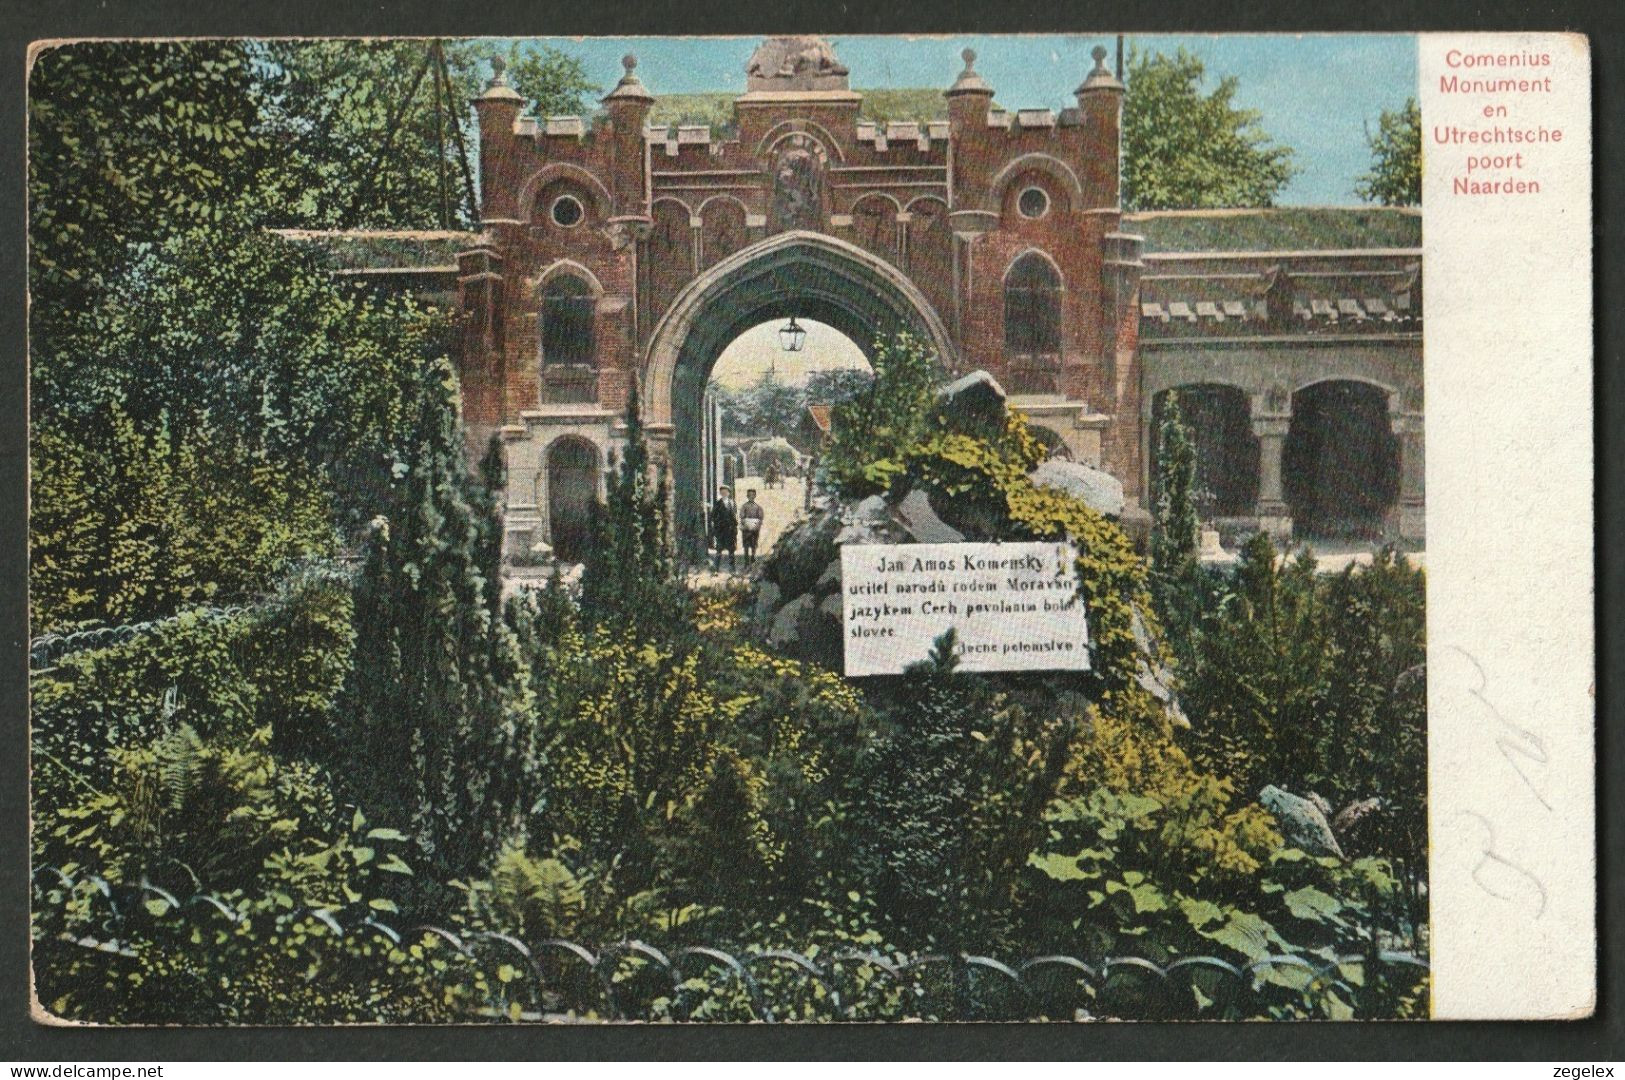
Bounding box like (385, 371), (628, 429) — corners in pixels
(1018, 186), (1050, 219)
(550, 195), (584, 227)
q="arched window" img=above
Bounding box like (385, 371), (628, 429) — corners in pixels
(540, 274), (596, 367)
(1004, 253), (1062, 357)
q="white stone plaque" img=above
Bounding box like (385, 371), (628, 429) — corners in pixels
(840, 542), (1091, 676)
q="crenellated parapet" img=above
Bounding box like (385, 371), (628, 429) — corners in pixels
(945, 45), (1123, 229)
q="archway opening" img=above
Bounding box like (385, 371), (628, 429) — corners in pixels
(698, 318), (871, 565)
(546, 437), (599, 563)
(1284, 381), (1399, 540)
(652, 233), (955, 561)
(1151, 385), (1259, 520)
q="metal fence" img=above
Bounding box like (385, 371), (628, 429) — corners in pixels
(32, 867), (1430, 1023)
(28, 558), (358, 670)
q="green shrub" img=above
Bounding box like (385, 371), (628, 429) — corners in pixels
(336, 364), (537, 897)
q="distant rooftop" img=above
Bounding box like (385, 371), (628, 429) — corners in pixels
(1126, 207), (1421, 254)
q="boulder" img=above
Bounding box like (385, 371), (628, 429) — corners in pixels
(935, 370), (1007, 423)
(1029, 459), (1127, 518)
(768, 593), (815, 649)
(752, 579), (782, 622)
(765, 505), (843, 597)
(1129, 604), (1189, 727)
(833, 494), (903, 547)
(1117, 503), (1153, 553)
(893, 489), (965, 544)
(815, 558), (841, 591)
(1331, 796), (1383, 855)
(1259, 785), (1345, 859)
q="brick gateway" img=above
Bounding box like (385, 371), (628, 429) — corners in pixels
(304, 36), (1425, 558)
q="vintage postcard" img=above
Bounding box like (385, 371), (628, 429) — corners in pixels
(25, 30), (1593, 1025)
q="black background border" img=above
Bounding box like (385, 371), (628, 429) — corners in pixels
(2, 0), (1619, 1061)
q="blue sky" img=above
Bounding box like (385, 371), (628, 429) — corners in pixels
(522, 34), (1417, 205)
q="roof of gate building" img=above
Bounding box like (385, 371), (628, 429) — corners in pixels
(1126, 207), (1421, 254)
(644, 88), (964, 134)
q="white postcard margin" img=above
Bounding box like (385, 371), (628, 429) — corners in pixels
(1421, 32), (1595, 1020)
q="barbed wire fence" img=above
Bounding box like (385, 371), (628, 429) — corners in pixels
(32, 866), (1430, 1023)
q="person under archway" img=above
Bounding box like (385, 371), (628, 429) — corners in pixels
(739, 489), (765, 566)
(710, 486), (738, 571)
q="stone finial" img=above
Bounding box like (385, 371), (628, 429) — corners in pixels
(947, 44), (994, 96)
(603, 50), (654, 104)
(480, 52), (522, 102)
(1077, 42), (1125, 94)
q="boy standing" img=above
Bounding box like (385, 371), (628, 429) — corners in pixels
(739, 488), (765, 566)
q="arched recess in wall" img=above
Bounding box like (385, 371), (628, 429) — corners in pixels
(849, 193), (900, 265)
(699, 197), (750, 270)
(1150, 384), (1259, 518)
(1284, 379), (1400, 539)
(904, 196), (953, 331)
(537, 268), (599, 403)
(1003, 250), (1063, 392)
(521, 164), (613, 226)
(645, 198), (694, 330)
(988, 153), (1085, 214)
(544, 436), (600, 563)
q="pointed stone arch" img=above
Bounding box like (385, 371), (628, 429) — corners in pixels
(642, 229), (957, 553)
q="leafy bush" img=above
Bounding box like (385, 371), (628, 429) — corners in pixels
(1020, 694), (1419, 1019)
(33, 798), (476, 1025)
(30, 562), (355, 818)
(30, 409), (336, 633)
(1179, 537), (1427, 872)
(335, 364), (537, 895)
(822, 331), (942, 497)
(852, 631), (1077, 952)
(504, 577), (866, 942)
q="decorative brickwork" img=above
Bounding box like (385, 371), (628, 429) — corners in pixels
(406, 37), (1423, 555)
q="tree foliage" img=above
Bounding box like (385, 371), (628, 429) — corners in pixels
(579, 384), (689, 621)
(1121, 46), (1298, 210)
(501, 42), (601, 120)
(717, 368), (806, 439)
(1148, 392), (1207, 661)
(1152, 391), (1199, 573)
(254, 40), (596, 230)
(30, 408), (334, 632)
(823, 333), (942, 496)
(27, 42), (266, 308)
(1179, 536), (1428, 897)
(1355, 97), (1421, 207)
(337, 365), (538, 891)
(803, 367), (874, 407)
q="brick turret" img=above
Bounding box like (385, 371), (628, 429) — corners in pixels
(472, 57), (524, 222)
(601, 54), (654, 224)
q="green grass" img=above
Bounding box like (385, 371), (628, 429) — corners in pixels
(1126, 207), (1421, 252)
(646, 88), (957, 132)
